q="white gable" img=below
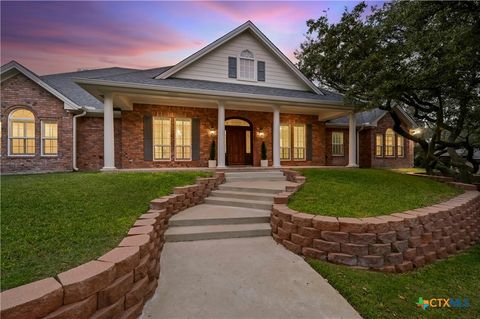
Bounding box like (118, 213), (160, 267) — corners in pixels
(173, 31), (311, 91)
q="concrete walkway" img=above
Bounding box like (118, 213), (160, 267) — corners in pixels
(141, 237), (362, 319)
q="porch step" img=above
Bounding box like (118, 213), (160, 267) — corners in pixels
(169, 204), (270, 226)
(224, 171), (286, 182)
(204, 197), (273, 210)
(210, 190), (275, 202)
(165, 223), (271, 242)
(218, 184), (283, 194)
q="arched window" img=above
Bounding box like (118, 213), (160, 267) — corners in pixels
(239, 50), (254, 80)
(9, 109), (35, 155)
(385, 128), (395, 157)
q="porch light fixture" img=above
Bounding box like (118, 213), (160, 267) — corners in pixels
(257, 128), (265, 138)
(209, 128), (216, 137)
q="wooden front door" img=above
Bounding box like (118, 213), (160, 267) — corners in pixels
(226, 127), (246, 165)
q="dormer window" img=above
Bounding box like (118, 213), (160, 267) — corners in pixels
(239, 50), (255, 80)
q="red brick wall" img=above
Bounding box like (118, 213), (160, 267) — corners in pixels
(114, 104), (327, 169)
(325, 128), (349, 166)
(370, 115), (414, 168)
(1, 74), (73, 173)
(76, 117), (122, 170)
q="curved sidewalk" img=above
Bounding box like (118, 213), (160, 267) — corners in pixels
(141, 236), (361, 319)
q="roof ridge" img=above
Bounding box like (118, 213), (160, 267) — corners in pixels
(41, 66), (140, 77)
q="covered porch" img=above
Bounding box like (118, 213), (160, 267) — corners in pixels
(75, 79), (358, 170)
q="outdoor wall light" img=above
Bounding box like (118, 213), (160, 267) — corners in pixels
(257, 128), (265, 138)
(209, 128), (216, 137)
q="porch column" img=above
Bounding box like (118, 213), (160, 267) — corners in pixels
(102, 92), (116, 171)
(217, 101), (226, 168)
(347, 112), (358, 167)
(273, 105), (281, 168)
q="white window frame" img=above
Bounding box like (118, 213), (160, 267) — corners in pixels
(375, 133), (384, 158)
(238, 50), (256, 82)
(41, 120), (58, 157)
(385, 128), (395, 157)
(293, 124), (306, 161)
(397, 135), (405, 158)
(153, 117), (172, 161)
(332, 132), (344, 156)
(174, 118), (192, 161)
(8, 109), (36, 157)
(280, 124), (291, 160)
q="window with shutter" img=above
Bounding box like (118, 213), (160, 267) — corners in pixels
(257, 61), (265, 81)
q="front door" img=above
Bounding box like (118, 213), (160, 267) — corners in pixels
(226, 127), (246, 165)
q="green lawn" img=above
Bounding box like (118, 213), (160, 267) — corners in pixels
(288, 169), (461, 217)
(0, 171), (209, 291)
(308, 245), (480, 319)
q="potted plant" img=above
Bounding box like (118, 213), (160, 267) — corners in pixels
(260, 141), (268, 167)
(208, 140), (217, 168)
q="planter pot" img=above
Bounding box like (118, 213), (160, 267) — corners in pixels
(208, 160), (217, 168)
(260, 160), (268, 167)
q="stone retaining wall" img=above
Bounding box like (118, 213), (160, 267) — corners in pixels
(0, 173), (225, 319)
(272, 170), (480, 272)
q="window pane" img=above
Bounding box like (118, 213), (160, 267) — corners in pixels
(293, 125), (305, 159)
(332, 132), (344, 156)
(175, 119), (192, 160)
(397, 135), (404, 157)
(43, 122), (57, 138)
(246, 131), (251, 154)
(280, 125), (290, 160)
(12, 122), (24, 137)
(12, 139), (24, 154)
(153, 118), (171, 160)
(11, 109), (34, 120)
(385, 129), (395, 156)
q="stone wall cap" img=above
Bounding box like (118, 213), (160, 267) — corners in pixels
(0, 277), (62, 312)
(127, 225), (154, 236)
(98, 247), (139, 265)
(134, 219), (156, 227)
(119, 235), (150, 248)
(57, 260), (114, 286)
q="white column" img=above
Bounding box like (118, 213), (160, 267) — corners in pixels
(347, 112), (358, 167)
(217, 101), (226, 168)
(273, 105), (281, 168)
(102, 92), (116, 171)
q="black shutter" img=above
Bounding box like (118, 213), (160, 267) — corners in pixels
(306, 123), (313, 161)
(144, 115), (153, 161)
(228, 57), (237, 78)
(192, 118), (200, 161)
(257, 61), (265, 81)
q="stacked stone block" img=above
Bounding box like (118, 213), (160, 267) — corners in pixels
(273, 170), (480, 273)
(0, 172), (225, 319)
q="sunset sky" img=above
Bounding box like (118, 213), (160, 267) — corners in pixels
(1, 1), (383, 75)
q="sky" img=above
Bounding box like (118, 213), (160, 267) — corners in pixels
(1, 1), (383, 75)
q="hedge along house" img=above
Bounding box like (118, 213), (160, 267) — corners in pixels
(0, 21), (415, 173)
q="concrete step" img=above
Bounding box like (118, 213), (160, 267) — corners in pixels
(204, 197), (273, 210)
(169, 204), (270, 226)
(218, 184), (283, 195)
(226, 176), (287, 182)
(165, 223), (271, 242)
(210, 190), (275, 202)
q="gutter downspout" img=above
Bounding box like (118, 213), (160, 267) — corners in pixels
(72, 109), (87, 171)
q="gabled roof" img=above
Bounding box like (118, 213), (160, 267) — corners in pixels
(0, 61), (80, 110)
(327, 106), (418, 128)
(155, 21), (322, 95)
(79, 67), (343, 107)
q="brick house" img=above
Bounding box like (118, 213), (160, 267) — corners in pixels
(0, 21), (415, 174)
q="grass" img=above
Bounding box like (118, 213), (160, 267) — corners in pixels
(308, 245), (480, 319)
(0, 171), (209, 291)
(391, 167), (427, 174)
(288, 169), (461, 218)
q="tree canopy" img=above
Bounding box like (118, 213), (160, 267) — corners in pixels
(296, 1), (480, 180)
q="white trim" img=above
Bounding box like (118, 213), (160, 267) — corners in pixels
(8, 108), (36, 156)
(152, 117), (172, 161)
(1, 61), (80, 110)
(174, 118), (192, 161)
(41, 120), (59, 157)
(155, 21), (323, 95)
